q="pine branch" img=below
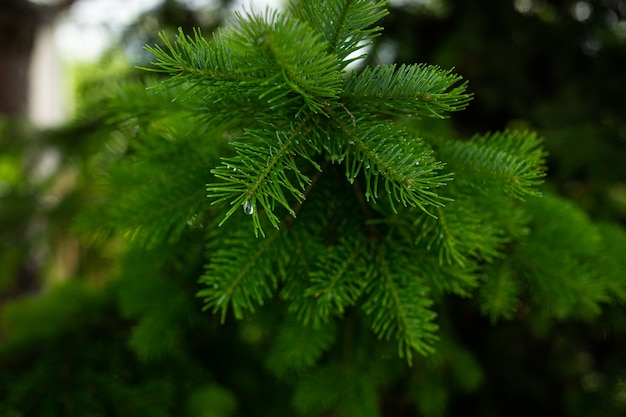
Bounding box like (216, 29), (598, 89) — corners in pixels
(115, 247), (203, 361)
(146, 10), (342, 115)
(418, 253), (480, 298)
(382, 209), (481, 298)
(595, 224), (626, 303)
(128, 0), (568, 366)
(144, 4), (471, 236)
(325, 117), (452, 214)
(75, 122), (216, 248)
(293, 362), (379, 417)
(198, 226), (287, 321)
(265, 319), (337, 378)
(293, 236), (371, 326)
(362, 242), (439, 362)
(145, 28), (250, 85)
(477, 262), (521, 323)
(434, 130), (547, 200)
(291, 0), (389, 68)
(227, 9), (342, 115)
(207, 117), (321, 236)
(516, 195), (608, 320)
(413, 200), (509, 267)
(343, 64), (472, 118)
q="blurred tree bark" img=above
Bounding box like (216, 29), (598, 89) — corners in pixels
(0, 0), (76, 117)
(0, 0), (76, 305)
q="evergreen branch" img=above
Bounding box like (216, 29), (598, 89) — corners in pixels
(207, 118), (320, 237)
(362, 243), (439, 362)
(291, 0), (389, 68)
(595, 224), (626, 302)
(386, 210), (481, 297)
(118, 249), (198, 361)
(105, 78), (183, 122)
(477, 262), (521, 323)
(522, 246), (606, 319)
(419, 252), (480, 298)
(266, 319), (337, 378)
(228, 9), (342, 115)
(146, 11), (342, 115)
(434, 130), (547, 200)
(414, 201), (508, 267)
(76, 126), (215, 248)
(197, 227), (286, 321)
(515, 195), (608, 319)
(293, 362), (379, 417)
(294, 237), (371, 326)
(144, 28), (254, 85)
(329, 117), (452, 214)
(343, 64), (472, 118)
(108, 78), (268, 134)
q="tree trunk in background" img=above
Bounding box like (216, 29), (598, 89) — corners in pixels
(0, 0), (75, 303)
(0, 1), (39, 116)
(0, 0), (75, 117)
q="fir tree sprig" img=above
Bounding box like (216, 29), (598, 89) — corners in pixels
(434, 130), (547, 200)
(477, 262), (521, 322)
(144, 0), (469, 237)
(362, 242), (439, 361)
(207, 118), (319, 235)
(126, 0), (550, 364)
(145, 11), (342, 116)
(198, 225), (288, 321)
(414, 202), (507, 268)
(515, 195), (608, 321)
(265, 318), (338, 379)
(291, 0), (389, 67)
(325, 117), (452, 213)
(11, 0), (626, 415)
(294, 236), (372, 326)
(343, 64), (472, 118)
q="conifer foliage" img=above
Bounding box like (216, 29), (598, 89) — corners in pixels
(9, 0), (623, 415)
(142, 0), (482, 360)
(90, 0), (625, 364)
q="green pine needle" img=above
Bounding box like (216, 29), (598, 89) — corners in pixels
(198, 227), (286, 321)
(435, 130), (547, 200)
(291, 0), (389, 68)
(362, 243), (439, 362)
(344, 63), (472, 118)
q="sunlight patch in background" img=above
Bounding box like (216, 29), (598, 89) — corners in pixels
(55, 0), (286, 62)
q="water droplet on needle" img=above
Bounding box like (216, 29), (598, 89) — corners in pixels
(243, 200), (254, 215)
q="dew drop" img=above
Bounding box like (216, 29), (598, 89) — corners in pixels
(415, 160), (420, 166)
(243, 200), (254, 215)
